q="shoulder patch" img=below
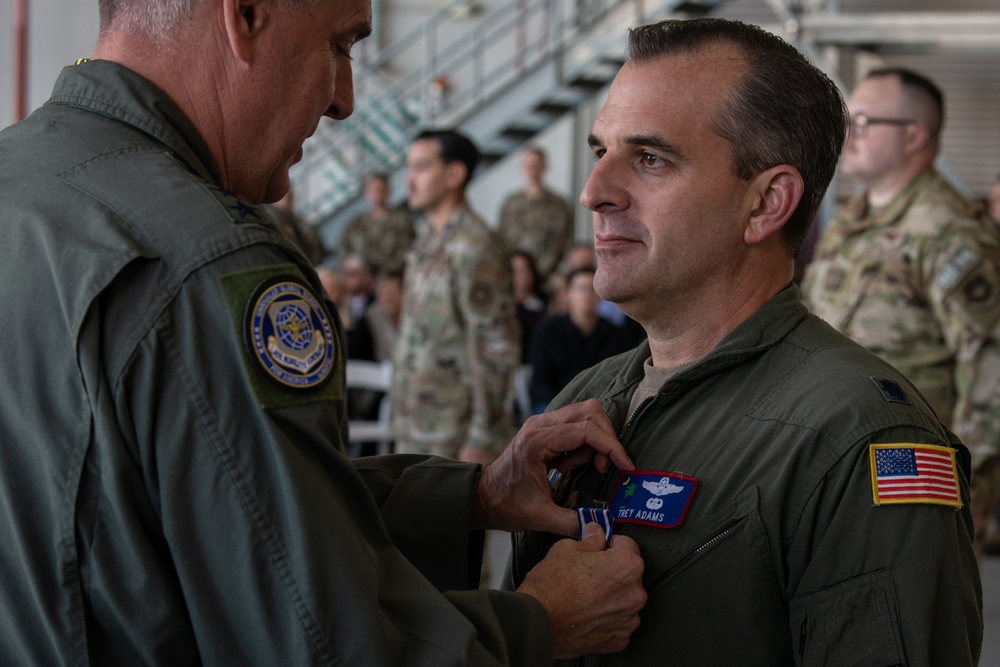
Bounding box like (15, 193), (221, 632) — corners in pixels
(221, 265), (342, 409)
(245, 276), (335, 389)
(935, 246), (980, 293)
(869, 377), (910, 404)
(870, 443), (962, 508)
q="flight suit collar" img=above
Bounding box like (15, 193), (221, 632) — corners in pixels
(602, 285), (808, 427)
(47, 59), (221, 187)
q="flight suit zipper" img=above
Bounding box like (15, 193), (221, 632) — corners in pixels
(593, 395), (658, 507)
(571, 395), (658, 667)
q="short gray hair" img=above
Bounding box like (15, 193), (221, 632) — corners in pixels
(99, 0), (196, 35)
(99, 0), (315, 37)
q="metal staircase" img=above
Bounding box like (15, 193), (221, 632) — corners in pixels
(290, 0), (728, 227)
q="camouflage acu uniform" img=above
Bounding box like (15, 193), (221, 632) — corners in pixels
(802, 168), (1000, 475)
(338, 208), (416, 272)
(498, 189), (573, 279)
(391, 205), (519, 458)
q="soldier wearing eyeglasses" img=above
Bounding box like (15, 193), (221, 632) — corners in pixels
(802, 67), (1000, 558)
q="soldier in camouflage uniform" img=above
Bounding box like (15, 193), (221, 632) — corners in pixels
(801, 68), (1000, 553)
(391, 130), (520, 464)
(498, 147), (574, 280)
(338, 172), (416, 272)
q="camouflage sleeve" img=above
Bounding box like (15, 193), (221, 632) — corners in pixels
(926, 223), (1000, 465)
(497, 196), (517, 250)
(534, 199), (574, 279)
(338, 215), (365, 259)
(455, 242), (520, 453)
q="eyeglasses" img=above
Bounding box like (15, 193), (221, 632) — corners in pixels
(848, 113), (916, 139)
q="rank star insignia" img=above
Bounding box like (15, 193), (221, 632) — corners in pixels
(229, 200), (261, 221)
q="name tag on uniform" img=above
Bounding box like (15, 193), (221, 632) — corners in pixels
(610, 470), (698, 529)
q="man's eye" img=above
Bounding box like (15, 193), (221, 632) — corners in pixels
(334, 43), (354, 60)
(641, 152), (662, 166)
(591, 149), (605, 161)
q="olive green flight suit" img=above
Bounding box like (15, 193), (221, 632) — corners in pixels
(507, 287), (982, 666)
(0, 60), (550, 665)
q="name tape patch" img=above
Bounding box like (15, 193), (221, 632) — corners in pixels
(610, 470), (699, 530)
(870, 443), (961, 508)
(246, 277), (335, 389)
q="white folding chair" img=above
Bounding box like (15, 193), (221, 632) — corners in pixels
(345, 360), (394, 456)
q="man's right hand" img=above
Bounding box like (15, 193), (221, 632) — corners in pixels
(516, 522), (646, 658)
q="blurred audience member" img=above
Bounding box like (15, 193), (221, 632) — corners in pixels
(266, 189), (326, 265)
(339, 172), (416, 272)
(498, 147), (574, 280)
(512, 250), (547, 363)
(342, 254), (377, 362)
(366, 270), (404, 363)
(801, 68), (1000, 558)
(529, 267), (636, 414)
(392, 130), (519, 466)
(316, 264), (350, 328)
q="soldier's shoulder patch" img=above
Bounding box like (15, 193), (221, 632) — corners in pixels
(960, 272), (999, 310)
(869, 443), (962, 508)
(220, 265), (341, 409)
(869, 377), (911, 404)
(468, 279), (497, 314)
(935, 245), (981, 293)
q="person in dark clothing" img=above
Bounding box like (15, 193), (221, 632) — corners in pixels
(512, 250), (548, 364)
(530, 267), (635, 413)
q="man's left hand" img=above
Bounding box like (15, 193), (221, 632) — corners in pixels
(472, 399), (633, 536)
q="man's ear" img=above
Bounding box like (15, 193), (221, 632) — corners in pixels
(744, 165), (804, 246)
(444, 161), (469, 191)
(223, 0), (270, 63)
(904, 122), (932, 154)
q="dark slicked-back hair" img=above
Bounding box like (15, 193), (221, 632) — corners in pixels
(414, 129), (480, 188)
(626, 18), (848, 254)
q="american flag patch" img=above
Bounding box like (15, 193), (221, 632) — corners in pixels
(870, 443), (962, 508)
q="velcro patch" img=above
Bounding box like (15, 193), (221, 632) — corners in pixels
(246, 277), (335, 389)
(610, 470), (698, 529)
(869, 377), (910, 404)
(221, 265), (342, 409)
(935, 246), (980, 293)
(870, 443), (962, 508)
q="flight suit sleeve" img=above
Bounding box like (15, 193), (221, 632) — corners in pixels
(925, 225), (1000, 466)
(455, 243), (520, 454)
(115, 245), (551, 665)
(787, 427), (982, 667)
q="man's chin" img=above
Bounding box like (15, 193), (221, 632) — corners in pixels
(262, 173), (292, 205)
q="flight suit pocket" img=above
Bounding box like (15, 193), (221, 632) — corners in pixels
(596, 486), (788, 666)
(790, 568), (903, 667)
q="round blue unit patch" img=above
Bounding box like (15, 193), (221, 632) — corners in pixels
(247, 278), (335, 389)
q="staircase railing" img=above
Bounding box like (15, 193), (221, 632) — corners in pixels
(292, 0), (655, 221)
